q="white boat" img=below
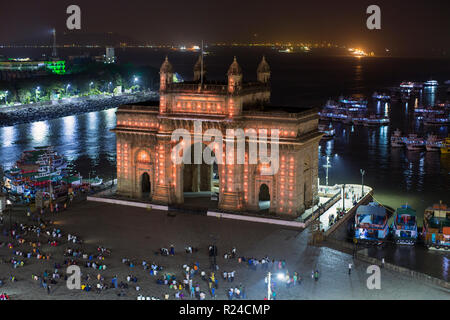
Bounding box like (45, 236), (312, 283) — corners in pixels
(318, 123), (335, 138)
(424, 80), (439, 87)
(390, 129), (405, 147)
(352, 117), (366, 125)
(400, 82), (414, 92)
(339, 96), (368, 107)
(425, 135), (443, 152)
(405, 134), (425, 151)
(364, 115), (390, 126)
(423, 115), (450, 126)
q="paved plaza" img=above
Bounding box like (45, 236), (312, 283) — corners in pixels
(0, 200), (448, 300)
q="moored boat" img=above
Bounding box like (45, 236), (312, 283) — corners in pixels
(363, 115), (390, 126)
(423, 115), (450, 126)
(425, 134), (443, 152)
(441, 137), (450, 154)
(405, 134), (425, 151)
(392, 205), (418, 245)
(423, 202), (450, 251)
(390, 129), (405, 147)
(424, 79), (439, 87)
(354, 202), (390, 245)
(318, 123), (335, 139)
(372, 92), (390, 101)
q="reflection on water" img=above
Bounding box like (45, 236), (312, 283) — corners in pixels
(319, 88), (449, 222)
(31, 121), (49, 145)
(1, 126), (15, 148)
(0, 108), (118, 179)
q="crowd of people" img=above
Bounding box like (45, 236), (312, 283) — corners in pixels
(0, 195), (338, 301)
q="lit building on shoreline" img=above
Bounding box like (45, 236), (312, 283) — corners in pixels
(113, 56), (321, 218)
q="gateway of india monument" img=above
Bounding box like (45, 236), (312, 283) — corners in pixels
(113, 56), (322, 218)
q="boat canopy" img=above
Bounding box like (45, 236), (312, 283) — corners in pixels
(356, 204), (386, 217)
(396, 206), (416, 217)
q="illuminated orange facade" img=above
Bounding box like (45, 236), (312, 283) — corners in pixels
(113, 56), (321, 217)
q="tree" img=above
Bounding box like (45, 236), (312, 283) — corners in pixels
(18, 88), (32, 104)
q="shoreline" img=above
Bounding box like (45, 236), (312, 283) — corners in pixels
(0, 92), (158, 127)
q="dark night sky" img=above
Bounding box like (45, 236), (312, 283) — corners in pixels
(1, 0), (449, 56)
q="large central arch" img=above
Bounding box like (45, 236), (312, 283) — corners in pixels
(181, 142), (219, 201)
(258, 183), (271, 211)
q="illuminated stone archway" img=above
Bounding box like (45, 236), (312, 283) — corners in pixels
(141, 172), (151, 199)
(114, 56), (322, 218)
(258, 183), (270, 211)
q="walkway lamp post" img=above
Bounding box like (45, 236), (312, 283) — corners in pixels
(133, 76), (139, 92)
(265, 272), (272, 300)
(323, 156), (331, 186)
(35, 86), (40, 102)
(66, 84), (71, 96)
(360, 169), (365, 199)
(342, 183), (346, 212)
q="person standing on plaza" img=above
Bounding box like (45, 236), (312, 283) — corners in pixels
(348, 263), (352, 275)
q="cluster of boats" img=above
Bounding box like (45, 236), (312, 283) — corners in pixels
(2, 146), (103, 200)
(394, 80), (440, 101)
(414, 103), (450, 126)
(390, 130), (450, 153)
(319, 96), (390, 126)
(353, 201), (449, 250)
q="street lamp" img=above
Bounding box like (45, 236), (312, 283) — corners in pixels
(323, 156), (331, 186)
(35, 86), (40, 101)
(4, 90), (8, 105)
(133, 76), (140, 92)
(265, 272), (272, 300)
(66, 84), (71, 96)
(89, 82), (94, 92)
(360, 169), (365, 199)
(342, 183), (346, 212)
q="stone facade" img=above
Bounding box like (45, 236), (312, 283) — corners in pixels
(113, 56), (322, 218)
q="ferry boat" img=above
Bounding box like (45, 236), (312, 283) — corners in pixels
(423, 202), (450, 251)
(2, 146), (82, 199)
(339, 96), (367, 108)
(352, 117), (366, 126)
(363, 115), (390, 126)
(354, 202), (390, 245)
(392, 205), (418, 245)
(405, 134), (425, 151)
(414, 106), (445, 115)
(400, 81), (415, 92)
(424, 80), (439, 87)
(425, 135), (443, 152)
(441, 137), (450, 154)
(372, 92), (390, 101)
(390, 129), (405, 147)
(318, 123), (335, 139)
(423, 115), (450, 126)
